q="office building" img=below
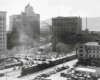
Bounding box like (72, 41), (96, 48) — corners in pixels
(10, 4), (40, 44)
(52, 16), (82, 50)
(0, 11), (7, 58)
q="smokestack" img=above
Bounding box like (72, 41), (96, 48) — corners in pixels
(86, 17), (87, 29)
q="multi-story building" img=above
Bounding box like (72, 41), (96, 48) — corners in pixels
(0, 11), (7, 58)
(52, 16), (82, 50)
(10, 4), (40, 44)
(78, 42), (100, 66)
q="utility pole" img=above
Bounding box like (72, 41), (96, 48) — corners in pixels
(6, 72), (7, 80)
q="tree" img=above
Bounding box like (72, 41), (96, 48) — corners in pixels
(56, 43), (70, 57)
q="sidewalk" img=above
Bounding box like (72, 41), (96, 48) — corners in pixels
(0, 76), (19, 80)
(0, 66), (20, 74)
(0, 68), (13, 73)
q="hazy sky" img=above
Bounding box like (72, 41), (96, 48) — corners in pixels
(0, 0), (100, 30)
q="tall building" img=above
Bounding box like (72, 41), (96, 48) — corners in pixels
(0, 11), (7, 57)
(52, 16), (82, 50)
(10, 4), (40, 44)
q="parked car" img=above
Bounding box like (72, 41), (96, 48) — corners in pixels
(0, 73), (4, 77)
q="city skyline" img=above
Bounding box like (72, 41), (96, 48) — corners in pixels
(0, 0), (100, 30)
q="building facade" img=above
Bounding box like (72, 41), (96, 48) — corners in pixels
(0, 11), (7, 57)
(52, 16), (82, 50)
(78, 42), (100, 66)
(10, 4), (40, 44)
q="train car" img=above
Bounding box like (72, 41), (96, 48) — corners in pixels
(21, 54), (77, 76)
(21, 64), (39, 76)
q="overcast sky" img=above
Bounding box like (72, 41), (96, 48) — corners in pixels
(0, 0), (100, 30)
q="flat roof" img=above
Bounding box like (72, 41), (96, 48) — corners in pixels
(0, 11), (7, 13)
(85, 42), (100, 46)
(75, 67), (96, 73)
(52, 16), (81, 19)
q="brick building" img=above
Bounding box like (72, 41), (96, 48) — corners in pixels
(78, 42), (100, 66)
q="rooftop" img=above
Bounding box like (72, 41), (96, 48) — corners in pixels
(75, 67), (96, 73)
(0, 11), (6, 13)
(85, 42), (100, 46)
(52, 16), (81, 19)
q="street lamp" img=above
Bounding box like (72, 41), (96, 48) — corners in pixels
(27, 74), (29, 80)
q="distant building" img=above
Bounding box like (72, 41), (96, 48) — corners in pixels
(0, 11), (7, 58)
(78, 42), (100, 66)
(52, 16), (82, 50)
(10, 4), (40, 44)
(76, 34), (97, 43)
(75, 66), (100, 77)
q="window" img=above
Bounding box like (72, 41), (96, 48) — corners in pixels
(0, 49), (2, 51)
(0, 16), (2, 21)
(93, 55), (95, 58)
(79, 46), (83, 48)
(89, 50), (91, 53)
(93, 46), (95, 49)
(2, 17), (5, 21)
(93, 51), (95, 53)
(97, 55), (99, 58)
(97, 46), (99, 49)
(79, 50), (83, 52)
(80, 54), (83, 56)
(3, 49), (4, 51)
(97, 51), (99, 53)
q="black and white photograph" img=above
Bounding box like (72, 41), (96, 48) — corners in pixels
(0, 0), (100, 80)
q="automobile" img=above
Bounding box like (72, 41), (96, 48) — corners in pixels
(60, 72), (64, 77)
(0, 73), (4, 77)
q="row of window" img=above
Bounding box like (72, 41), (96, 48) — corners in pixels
(79, 54), (100, 58)
(0, 49), (5, 51)
(0, 17), (5, 21)
(0, 23), (5, 25)
(0, 30), (5, 32)
(0, 45), (5, 47)
(79, 50), (100, 53)
(0, 27), (5, 29)
(79, 46), (100, 50)
(0, 34), (5, 36)
(0, 41), (5, 43)
(0, 38), (5, 40)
